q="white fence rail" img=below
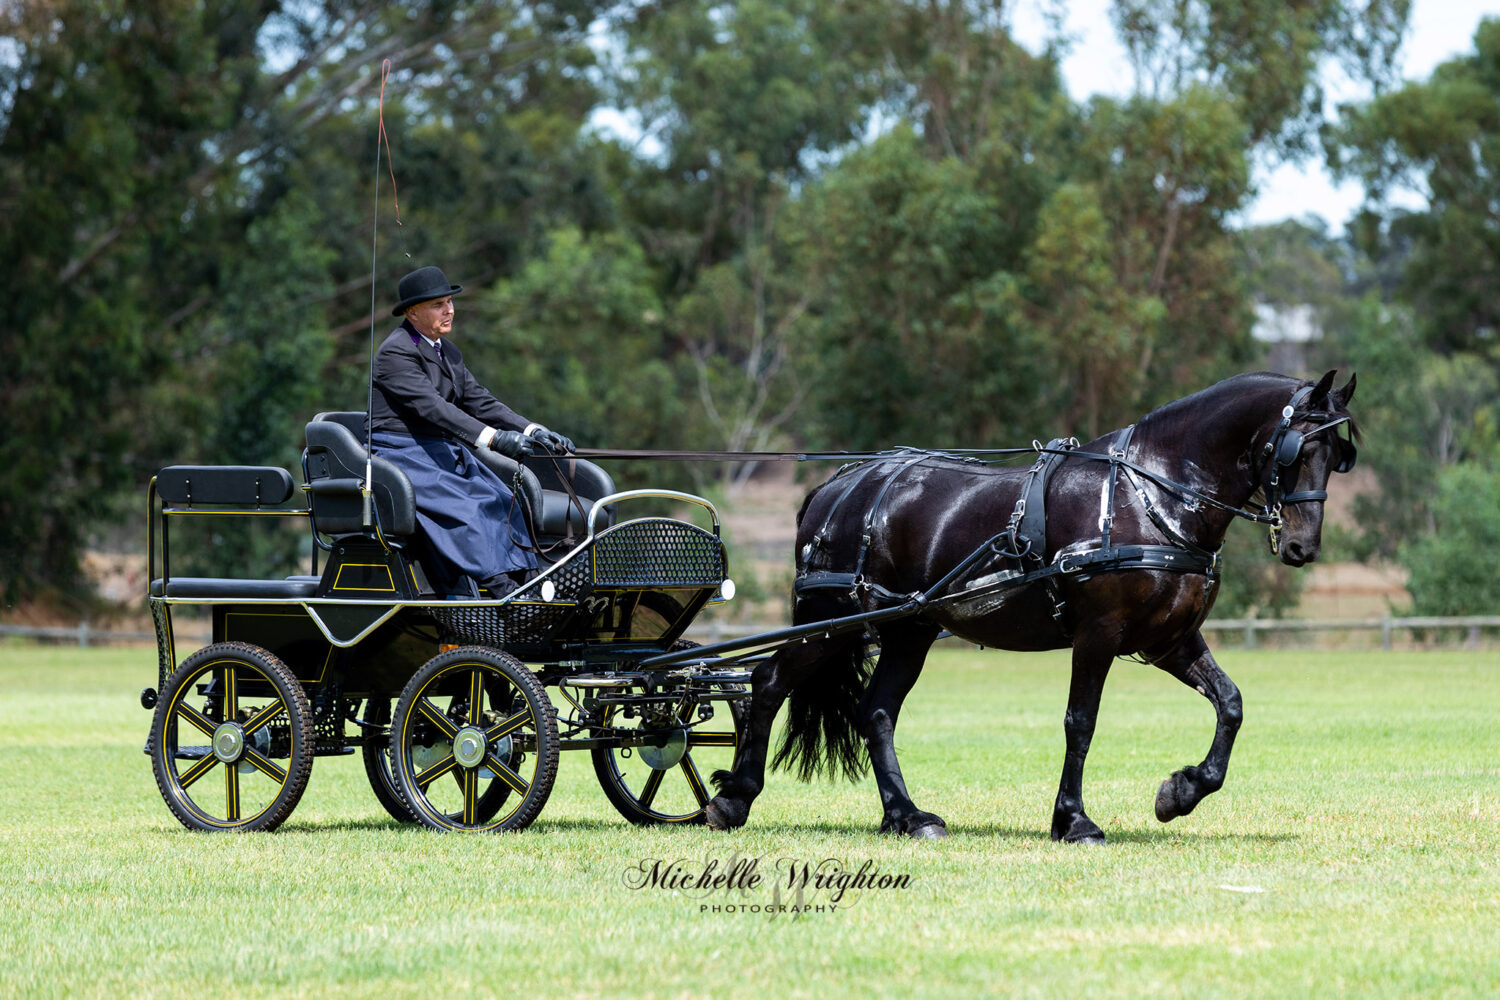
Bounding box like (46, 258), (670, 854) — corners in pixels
(5, 615), (1500, 651)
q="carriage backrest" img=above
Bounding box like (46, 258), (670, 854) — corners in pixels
(305, 411), (616, 553)
(523, 455), (617, 540)
(302, 417), (417, 538)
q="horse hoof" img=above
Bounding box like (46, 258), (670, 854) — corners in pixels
(1053, 815), (1106, 844)
(703, 797), (745, 831)
(910, 822), (949, 840)
(1154, 773), (1196, 823)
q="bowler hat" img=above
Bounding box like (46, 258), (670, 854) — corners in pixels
(392, 266), (463, 316)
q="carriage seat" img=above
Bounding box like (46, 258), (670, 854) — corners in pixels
(522, 454), (616, 544)
(150, 465), (320, 599)
(150, 577), (320, 599)
(303, 415), (419, 539)
(310, 412), (615, 553)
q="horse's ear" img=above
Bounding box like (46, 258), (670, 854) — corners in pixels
(1333, 372), (1357, 408)
(1309, 369), (1337, 407)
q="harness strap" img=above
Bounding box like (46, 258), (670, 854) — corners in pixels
(1001, 436), (1076, 564)
(852, 453), (933, 583)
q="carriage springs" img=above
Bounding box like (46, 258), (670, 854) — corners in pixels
(623, 854), (912, 910)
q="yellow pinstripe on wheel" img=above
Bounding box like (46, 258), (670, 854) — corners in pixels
(390, 647), (558, 833)
(148, 643), (314, 832)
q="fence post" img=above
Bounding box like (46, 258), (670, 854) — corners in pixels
(1381, 614), (1392, 651)
(1244, 616), (1256, 650)
(78, 621), (90, 648)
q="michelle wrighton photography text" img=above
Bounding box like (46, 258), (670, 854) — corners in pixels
(620, 853), (914, 915)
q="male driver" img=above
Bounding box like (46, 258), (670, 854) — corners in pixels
(369, 265), (573, 597)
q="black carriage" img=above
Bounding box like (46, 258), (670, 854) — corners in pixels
(143, 412), (747, 832)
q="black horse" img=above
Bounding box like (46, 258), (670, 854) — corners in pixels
(704, 370), (1359, 842)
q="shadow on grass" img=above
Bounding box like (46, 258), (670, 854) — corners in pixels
(275, 816), (640, 835)
(156, 813), (1296, 846)
(675, 819), (1298, 846)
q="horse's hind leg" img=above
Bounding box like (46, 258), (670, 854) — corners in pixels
(1145, 629), (1243, 823)
(863, 622), (945, 838)
(703, 641), (821, 831)
(1052, 639), (1116, 844)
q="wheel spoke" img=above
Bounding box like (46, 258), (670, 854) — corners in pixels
(222, 667), (239, 721)
(687, 730), (735, 748)
(175, 702), (217, 738)
(241, 747), (287, 784)
(485, 707), (533, 742)
(637, 767), (666, 809)
(486, 752), (530, 796)
(415, 753), (458, 790)
(680, 753), (710, 807)
(462, 768), (479, 825)
(225, 763), (241, 821)
(242, 700), (286, 736)
(177, 752), (219, 789)
(467, 669), (485, 726)
(415, 697), (460, 739)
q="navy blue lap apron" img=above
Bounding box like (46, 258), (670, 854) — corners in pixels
(370, 431), (537, 585)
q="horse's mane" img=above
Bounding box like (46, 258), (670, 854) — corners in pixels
(1140, 371), (1302, 427)
(1137, 369), (1360, 448)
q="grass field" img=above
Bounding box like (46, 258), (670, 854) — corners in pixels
(1, 643), (1496, 999)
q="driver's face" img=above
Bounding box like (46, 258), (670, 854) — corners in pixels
(407, 296), (455, 338)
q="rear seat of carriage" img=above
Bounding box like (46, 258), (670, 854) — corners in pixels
(150, 416), (615, 600)
(148, 465), (323, 599)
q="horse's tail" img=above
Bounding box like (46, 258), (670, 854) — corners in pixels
(770, 590), (874, 783)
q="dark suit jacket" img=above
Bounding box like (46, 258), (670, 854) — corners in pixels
(369, 321), (529, 442)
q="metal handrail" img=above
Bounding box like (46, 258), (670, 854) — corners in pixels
(586, 489), (722, 536)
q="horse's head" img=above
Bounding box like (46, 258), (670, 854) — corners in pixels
(1255, 370), (1359, 566)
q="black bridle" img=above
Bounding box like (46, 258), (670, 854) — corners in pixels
(1253, 386), (1357, 552)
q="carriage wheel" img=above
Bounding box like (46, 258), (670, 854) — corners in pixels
(591, 669), (746, 826)
(149, 642), (314, 832)
(363, 696), (517, 826)
(390, 647), (558, 832)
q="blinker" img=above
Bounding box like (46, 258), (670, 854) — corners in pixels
(1270, 416), (1355, 475)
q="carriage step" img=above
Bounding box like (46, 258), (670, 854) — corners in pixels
(562, 670), (753, 689)
(562, 674), (636, 688)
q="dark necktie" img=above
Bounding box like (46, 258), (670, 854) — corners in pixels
(430, 340), (453, 385)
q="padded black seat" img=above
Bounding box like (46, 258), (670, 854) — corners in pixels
(310, 411), (615, 555)
(303, 417), (417, 538)
(150, 577), (320, 599)
(524, 455), (616, 542)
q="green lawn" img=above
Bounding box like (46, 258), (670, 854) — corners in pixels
(1, 643), (1496, 999)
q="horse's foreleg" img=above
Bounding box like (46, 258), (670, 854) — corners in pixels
(1146, 629), (1243, 823)
(1052, 642), (1115, 844)
(703, 643), (812, 831)
(863, 623), (944, 838)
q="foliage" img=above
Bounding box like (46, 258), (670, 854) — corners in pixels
(1112, 0), (1410, 156)
(1329, 17), (1500, 356)
(477, 225), (689, 489)
(1323, 297), (1500, 560)
(0, 0), (265, 600)
(0, 0), (1456, 611)
(1398, 462), (1500, 616)
(790, 126), (1050, 449)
